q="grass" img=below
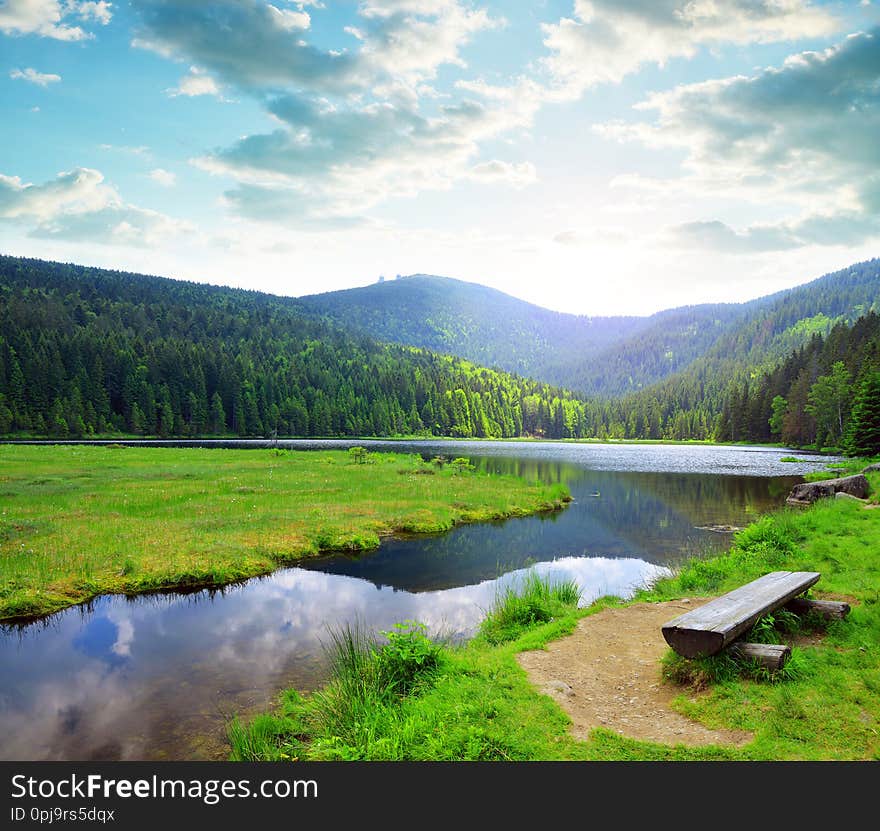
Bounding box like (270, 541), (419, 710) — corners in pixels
(0, 445), (571, 620)
(229, 468), (880, 761)
(228, 573), (582, 761)
(479, 571), (582, 644)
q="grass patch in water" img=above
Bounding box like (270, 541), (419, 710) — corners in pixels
(478, 571), (582, 645)
(0, 445), (570, 621)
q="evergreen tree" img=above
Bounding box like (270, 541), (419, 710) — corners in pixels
(845, 372), (880, 457)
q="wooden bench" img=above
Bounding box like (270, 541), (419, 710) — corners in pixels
(661, 571), (849, 670)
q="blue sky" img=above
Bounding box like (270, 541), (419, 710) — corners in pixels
(1, 0), (878, 315)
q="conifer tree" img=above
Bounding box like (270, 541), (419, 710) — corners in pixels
(845, 372), (880, 457)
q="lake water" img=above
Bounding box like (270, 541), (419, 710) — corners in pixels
(0, 441), (836, 760)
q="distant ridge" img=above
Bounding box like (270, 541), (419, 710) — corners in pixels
(298, 261), (880, 397)
(299, 273), (645, 386)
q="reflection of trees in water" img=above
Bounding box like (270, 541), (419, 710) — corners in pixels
(301, 461), (802, 593)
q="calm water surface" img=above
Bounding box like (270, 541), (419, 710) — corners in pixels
(0, 441), (836, 760)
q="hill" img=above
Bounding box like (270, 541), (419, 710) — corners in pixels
(2, 253), (878, 447)
(298, 274), (646, 389)
(297, 262), (880, 398)
(595, 258), (880, 442)
(0, 255), (594, 440)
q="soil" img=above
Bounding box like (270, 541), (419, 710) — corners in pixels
(516, 600), (754, 747)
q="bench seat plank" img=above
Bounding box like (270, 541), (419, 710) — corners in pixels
(662, 571), (820, 659)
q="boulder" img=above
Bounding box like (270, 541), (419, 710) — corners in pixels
(835, 491), (867, 502)
(862, 462), (880, 473)
(786, 474), (870, 506)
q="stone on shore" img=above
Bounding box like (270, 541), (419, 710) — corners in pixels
(785, 473), (870, 506)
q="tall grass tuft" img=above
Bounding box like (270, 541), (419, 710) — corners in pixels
(305, 620), (444, 756)
(479, 571), (582, 644)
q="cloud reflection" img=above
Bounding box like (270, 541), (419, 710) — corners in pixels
(0, 554), (667, 761)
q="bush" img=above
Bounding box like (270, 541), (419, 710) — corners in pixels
(374, 621), (443, 697)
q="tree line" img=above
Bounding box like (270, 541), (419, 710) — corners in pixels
(1, 255), (878, 454)
(0, 256), (596, 441)
(580, 312), (880, 454)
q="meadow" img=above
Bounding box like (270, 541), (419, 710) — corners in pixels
(0, 444), (570, 620)
(228, 464), (880, 761)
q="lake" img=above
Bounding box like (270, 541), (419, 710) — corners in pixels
(0, 440), (836, 760)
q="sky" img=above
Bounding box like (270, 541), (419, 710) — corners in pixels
(1, 1), (879, 316)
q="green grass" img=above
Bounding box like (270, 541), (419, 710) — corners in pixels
(228, 576), (583, 761)
(479, 571), (582, 644)
(0, 445), (570, 620)
(229, 469), (880, 761)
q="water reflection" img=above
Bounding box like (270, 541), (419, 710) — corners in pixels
(0, 556), (668, 761)
(299, 466), (801, 591)
(0, 441), (829, 761)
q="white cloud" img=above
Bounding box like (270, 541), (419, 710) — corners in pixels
(468, 160), (536, 188)
(0, 168), (112, 220)
(9, 67), (61, 86)
(130, 0), (359, 92)
(126, 1), (539, 227)
(131, 0), (500, 96)
(541, 0), (838, 96)
(99, 143), (151, 157)
(598, 28), (880, 251)
(149, 168), (176, 187)
(77, 1), (112, 25)
(167, 66), (221, 98)
(0, 0), (111, 40)
(266, 3), (309, 31)
(0, 167), (191, 246)
(196, 80), (545, 225)
(665, 219), (800, 252)
(355, 0), (502, 90)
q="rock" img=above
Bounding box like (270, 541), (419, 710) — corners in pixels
(862, 462), (880, 473)
(786, 473), (871, 506)
(543, 680), (574, 697)
(835, 491), (867, 502)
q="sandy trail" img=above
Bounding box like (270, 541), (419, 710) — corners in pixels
(516, 600), (753, 747)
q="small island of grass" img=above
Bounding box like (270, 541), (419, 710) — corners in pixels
(0, 445), (570, 621)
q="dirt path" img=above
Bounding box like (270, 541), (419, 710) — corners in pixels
(516, 600), (754, 747)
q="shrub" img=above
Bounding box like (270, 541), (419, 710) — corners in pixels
(374, 621), (443, 697)
(450, 457), (475, 474)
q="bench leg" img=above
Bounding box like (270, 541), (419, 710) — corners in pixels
(730, 642), (791, 672)
(784, 597), (850, 620)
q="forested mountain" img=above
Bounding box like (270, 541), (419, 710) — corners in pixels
(0, 255), (596, 440)
(589, 259), (880, 443)
(298, 275), (752, 396)
(298, 274), (647, 390)
(297, 262), (880, 399)
(2, 253), (879, 449)
(718, 311), (880, 451)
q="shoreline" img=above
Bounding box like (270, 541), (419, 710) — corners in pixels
(229, 460), (879, 761)
(0, 445), (570, 623)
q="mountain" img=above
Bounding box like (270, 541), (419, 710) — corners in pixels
(297, 274), (647, 389)
(583, 259), (880, 444)
(2, 253), (878, 446)
(0, 255), (595, 440)
(297, 262), (880, 399)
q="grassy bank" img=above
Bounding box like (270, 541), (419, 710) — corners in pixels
(229, 464), (880, 761)
(0, 445), (570, 621)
